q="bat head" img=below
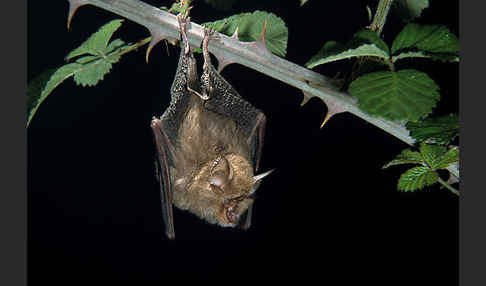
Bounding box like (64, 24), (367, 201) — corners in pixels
(181, 153), (273, 227)
(213, 161), (273, 227)
(206, 154), (272, 227)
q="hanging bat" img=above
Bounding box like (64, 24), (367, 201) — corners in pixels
(151, 16), (273, 239)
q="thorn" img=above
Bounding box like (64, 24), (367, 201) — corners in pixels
(304, 83), (349, 129)
(247, 21), (271, 55)
(320, 102), (347, 129)
(67, 0), (88, 31)
(259, 21), (267, 42)
(302, 91), (335, 128)
(230, 26), (239, 40)
(300, 92), (313, 107)
(320, 105), (346, 129)
(216, 58), (231, 73)
(145, 39), (156, 63)
(320, 112), (335, 129)
(254, 21), (271, 54)
(213, 50), (235, 72)
(146, 31), (166, 63)
(215, 54), (235, 72)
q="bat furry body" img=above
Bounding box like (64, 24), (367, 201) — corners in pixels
(151, 17), (272, 239)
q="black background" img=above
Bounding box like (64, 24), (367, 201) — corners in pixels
(28, 1), (458, 285)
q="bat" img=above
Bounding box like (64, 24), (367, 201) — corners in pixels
(151, 16), (273, 239)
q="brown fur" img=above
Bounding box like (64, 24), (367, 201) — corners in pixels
(171, 95), (255, 226)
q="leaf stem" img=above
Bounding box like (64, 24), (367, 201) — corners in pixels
(118, 37), (151, 56)
(386, 58), (395, 72)
(370, 0), (393, 36)
(437, 176), (459, 196)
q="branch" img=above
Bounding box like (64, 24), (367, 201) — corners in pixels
(66, 0), (458, 180)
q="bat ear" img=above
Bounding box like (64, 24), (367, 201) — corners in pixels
(250, 169), (275, 195)
(208, 157), (233, 190)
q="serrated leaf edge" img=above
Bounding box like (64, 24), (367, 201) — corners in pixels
(27, 53), (121, 126)
(65, 19), (124, 61)
(392, 51), (459, 63)
(307, 43), (389, 69)
(349, 69), (440, 121)
(397, 166), (439, 192)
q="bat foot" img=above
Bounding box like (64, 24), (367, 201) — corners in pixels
(202, 28), (219, 65)
(200, 28), (220, 99)
(177, 15), (191, 55)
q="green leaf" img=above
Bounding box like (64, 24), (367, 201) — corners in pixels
(420, 143), (448, 170)
(27, 68), (57, 115)
(105, 38), (126, 54)
(434, 147), (459, 170)
(394, 0), (429, 21)
(306, 42), (389, 68)
(27, 21), (128, 127)
(348, 69), (440, 121)
(392, 51), (459, 63)
(391, 23), (459, 55)
(398, 166), (439, 192)
(350, 29), (390, 55)
(306, 29), (389, 69)
(203, 11), (288, 57)
(406, 113), (459, 145)
(383, 149), (424, 169)
(65, 19), (124, 61)
(73, 57), (115, 87)
(27, 46), (123, 126)
(27, 63), (83, 126)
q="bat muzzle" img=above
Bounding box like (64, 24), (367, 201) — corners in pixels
(225, 206), (238, 225)
(222, 195), (247, 226)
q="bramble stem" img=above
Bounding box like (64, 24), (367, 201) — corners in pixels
(65, 0), (459, 180)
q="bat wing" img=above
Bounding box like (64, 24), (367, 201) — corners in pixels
(201, 45), (266, 229)
(151, 118), (176, 239)
(151, 18), (201, 240)
(201, 60), (266, 172)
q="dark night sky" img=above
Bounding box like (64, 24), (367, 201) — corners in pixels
(28, 1), (458, 285)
